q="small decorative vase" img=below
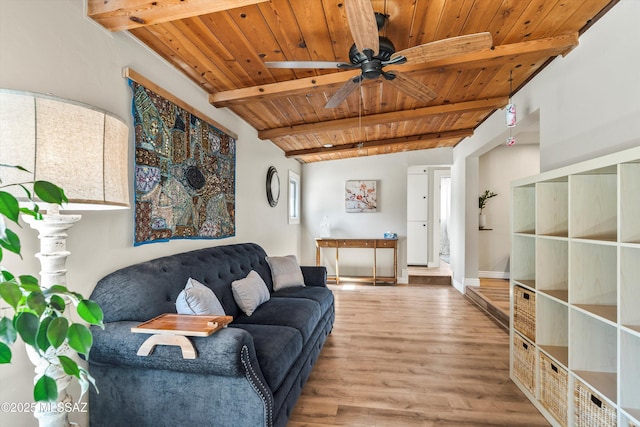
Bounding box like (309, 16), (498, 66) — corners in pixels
(479, 213), (486, 229)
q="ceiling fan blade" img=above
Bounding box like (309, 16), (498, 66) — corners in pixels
(384, 71), (437, 104)
(264, 61), (348, 69)
(325, 76), (361, 109)
(396, 32), (493, 64)
(345, 0), (379, 57)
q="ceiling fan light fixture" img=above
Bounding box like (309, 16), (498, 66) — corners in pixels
(348, 37), (395, 65)
(266, 1), (493, 110)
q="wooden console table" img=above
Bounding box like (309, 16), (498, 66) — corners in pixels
(315, 238), (397, 285)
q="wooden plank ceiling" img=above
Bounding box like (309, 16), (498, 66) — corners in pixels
(88, 0), (618, 163)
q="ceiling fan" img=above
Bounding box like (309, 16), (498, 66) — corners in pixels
(264, 0), (493, 109)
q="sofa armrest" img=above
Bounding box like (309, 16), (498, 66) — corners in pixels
(90, 321), (257, 377)
(301, 266), (327, 287)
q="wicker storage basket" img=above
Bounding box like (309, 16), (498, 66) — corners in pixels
(539, 352), (568, 426)
(513, 332), (535, 395)
(574, 378), (617, 427)
(514, 285), (536, 341)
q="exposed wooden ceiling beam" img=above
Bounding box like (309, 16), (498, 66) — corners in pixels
(209, 34), (578, 107)
(259, 97), (508, 140)
(211, 70), (361, 107)
(286, 129), (474, 159)
(87, 0), (269, 32)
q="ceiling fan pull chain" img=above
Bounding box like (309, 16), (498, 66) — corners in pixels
(358, 76), (363, 142)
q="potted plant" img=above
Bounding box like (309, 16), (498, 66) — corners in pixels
(478, 190), (498, 229)
(0, 164), (103, 426)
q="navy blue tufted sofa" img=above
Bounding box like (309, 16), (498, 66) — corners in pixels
(88, 243), (334, 427)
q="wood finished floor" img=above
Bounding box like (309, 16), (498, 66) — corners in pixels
(477, 279), (510, 316)
(289, 284), (548, 427)
(465, 279), (511, 330)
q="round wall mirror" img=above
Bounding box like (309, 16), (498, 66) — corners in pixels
(266, 166), (280, 207)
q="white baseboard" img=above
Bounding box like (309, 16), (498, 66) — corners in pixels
(479, 271), (510, 279)
(454, 278), (481, 294)
(397, 271), (409, 285)
(465, 278), (481, 288)
(452, 278), (464, 294)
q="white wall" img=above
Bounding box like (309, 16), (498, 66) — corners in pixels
(478, 144), (540, 277)
(301, 149), (452, 280)
(451, 0), (640, 292)
(0, 1), (300, 425)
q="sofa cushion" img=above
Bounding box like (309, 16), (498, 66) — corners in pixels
(233, 297), (321, 343)
(176, 277), (226, 315)
(230, 324), (302, 391)
(266, 255), (305, 291)
(231, 270), (270, 316)
(272, 286), (334, 316)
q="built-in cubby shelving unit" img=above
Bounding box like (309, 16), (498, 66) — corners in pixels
(510, 146), (640, 427)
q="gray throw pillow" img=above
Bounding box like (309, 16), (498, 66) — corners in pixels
(176, 277), (225, 315)
(231, 270), (270, 316)
(266, 255), (305, 291)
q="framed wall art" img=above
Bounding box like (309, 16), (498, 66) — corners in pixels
(345, 180), (377, 213)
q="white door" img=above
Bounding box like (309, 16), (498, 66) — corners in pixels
(407, 221), (428, 265)
(407, 173), (428, 221)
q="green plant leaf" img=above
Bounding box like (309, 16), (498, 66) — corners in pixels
(0, 281), (22, 309)
(0, 163), (30, 172)
(43, 284), (70, 295)
(36, 317), (52, 353)
(0, 342), (11, 363)
(33, 181), (67, 205)
(49, 294), (66, 312)
(19, 275), (39, 286)
(0, 191), (20, 224)
(47, 317), (68, 349)
(77, 300), (104, 326)
(20, 283), (41, 293)
(57, 355), (80, 378)
(0, 228), (21, 255)
(67, 323), (92, 358)
(34, 375), (58, 402)
(15, 312), (39, 347)
(79, 368), (98, 398)
(1, 269), (16, 282)
(0, 317), (17, 345)
(19, 205), (42, 220)
(26, 291), (47, 316)
(19, 275), (41, 293)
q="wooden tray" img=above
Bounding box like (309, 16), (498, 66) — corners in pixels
(132, 313), (233, 336)
(131, 313), (233, 359)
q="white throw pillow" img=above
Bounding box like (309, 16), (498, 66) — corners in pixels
(266, 255), (305, 291)
(176, 277), (225, 315)
(231, 270), (270, 316)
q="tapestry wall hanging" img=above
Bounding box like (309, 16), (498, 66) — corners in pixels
(345, 180), (377, 213)
(129, 78), (236, 245)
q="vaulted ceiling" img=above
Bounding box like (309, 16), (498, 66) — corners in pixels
(88, 0), (618, 163)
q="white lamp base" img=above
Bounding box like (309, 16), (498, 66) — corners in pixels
(22, 208), (81, 290)
(23, 208), (81, 427)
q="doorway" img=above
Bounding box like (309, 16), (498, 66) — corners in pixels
(432, 170), (451, 267)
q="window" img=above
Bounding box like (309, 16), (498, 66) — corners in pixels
(288, 170), (300, 224)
